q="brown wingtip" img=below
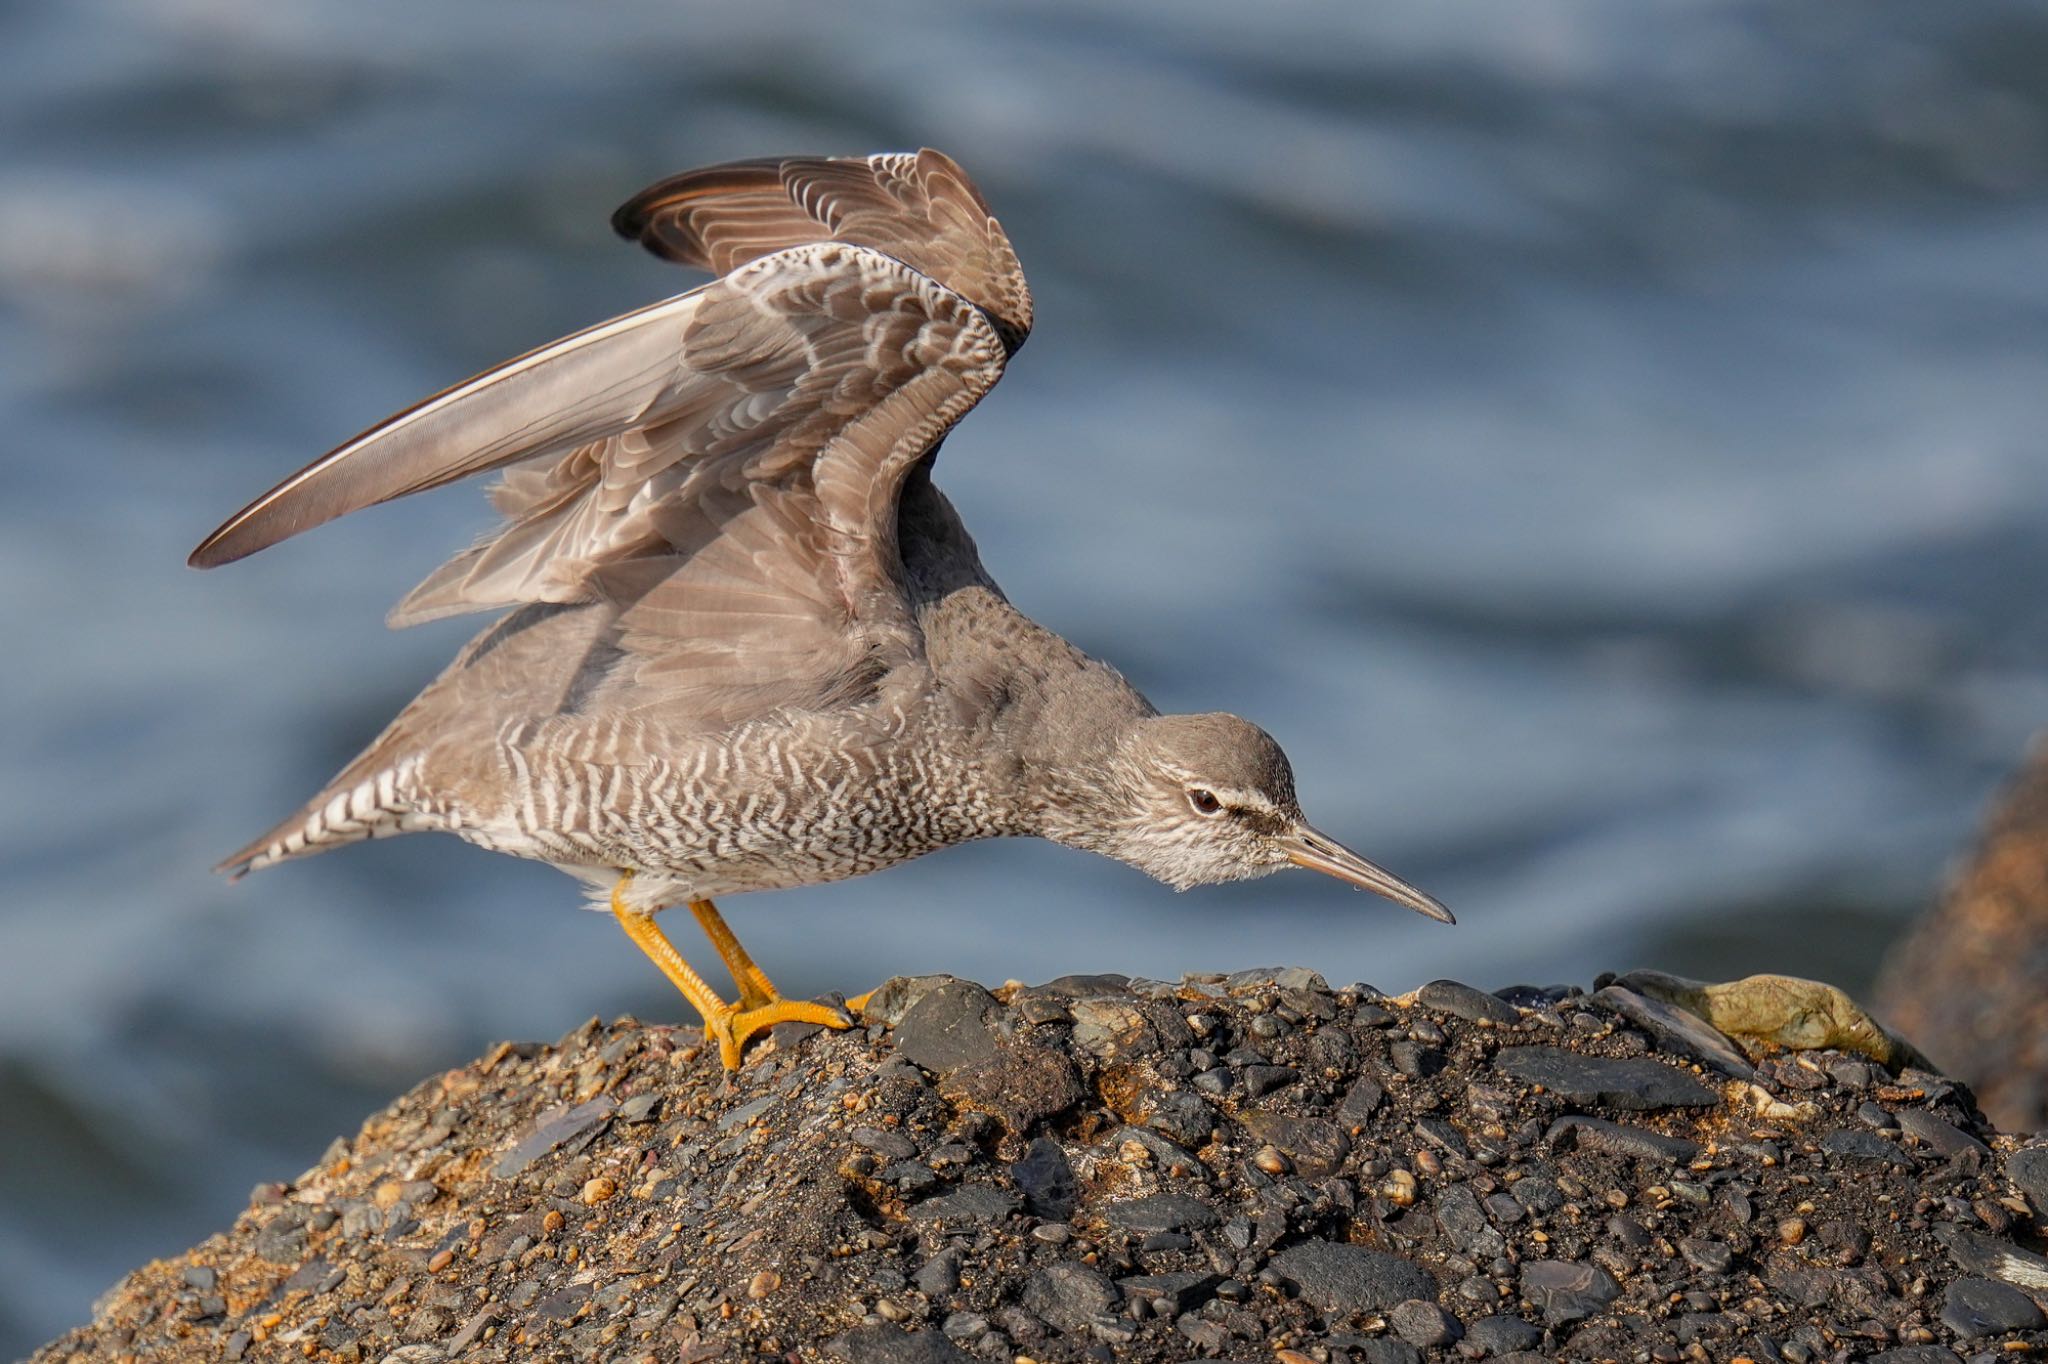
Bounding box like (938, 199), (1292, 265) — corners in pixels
(610, 157), (791, 267)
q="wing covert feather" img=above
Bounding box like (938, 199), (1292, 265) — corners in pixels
(612, 149), (1032, 352)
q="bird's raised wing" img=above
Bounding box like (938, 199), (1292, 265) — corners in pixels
(190, 241), (1010, 712)
(612, 149), (1033, 353)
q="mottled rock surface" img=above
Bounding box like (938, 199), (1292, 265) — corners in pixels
(30, 971), (2048, 1364)
(1879, 735), (2048, 1133)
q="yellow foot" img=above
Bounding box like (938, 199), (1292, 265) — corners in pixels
(706, 998), (855, 1070)
(844, 988), (876, 1015)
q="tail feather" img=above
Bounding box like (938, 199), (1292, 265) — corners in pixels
(219, 757), (430, 878)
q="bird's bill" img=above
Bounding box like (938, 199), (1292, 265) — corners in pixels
(1282, 826), (1455, 924)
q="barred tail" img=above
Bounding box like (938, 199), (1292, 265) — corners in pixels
(218, 758), (432, 878)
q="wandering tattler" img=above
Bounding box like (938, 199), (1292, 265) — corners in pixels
(190, 149), (1453, 1068)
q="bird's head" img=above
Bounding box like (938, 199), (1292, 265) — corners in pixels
(1081, 712), (1453, 922)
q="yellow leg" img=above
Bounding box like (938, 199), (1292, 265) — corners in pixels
(689, 899), (778, 1010)
(609, 876), (849, 1070)
(687, 897), (852, 1054)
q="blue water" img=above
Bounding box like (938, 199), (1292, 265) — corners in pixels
(5, 0), (2048, 1352)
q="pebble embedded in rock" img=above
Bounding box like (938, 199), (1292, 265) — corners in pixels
(1021, 1262), (1118, 1336)
(1821, 1128), (1913, 1168)
(908, 1185), (1018, 1225)
(891, 978), (1001, 1074)
(1141, 1090), (1215, 1147)
(1009, 1137), (1078, 1220)
(1941, 1276), (2046, 1338)
(1464, 1314), (1544, 1355)
(1895, 1109), (1990, 1159)
(1519, 1259), (1621, 1324)
(1418, 979), (1522, 1026)
(1242, 1063), (1299, 1097)
(1390, 1041), (1443, 1077)
(1494, 1046), (1717, 1110)
(1269, 1239), (1436, 1317)
(1103, 1192), (1220, 1234)
(827, 1323), (976, 1364)
(1389, 1297), (1461, 1346)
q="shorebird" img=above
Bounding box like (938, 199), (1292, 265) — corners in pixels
(191, 149), (1453, 1068)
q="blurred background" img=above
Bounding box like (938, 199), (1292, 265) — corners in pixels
(5, 0), (2048, 1351)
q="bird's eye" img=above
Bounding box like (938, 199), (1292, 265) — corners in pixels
(1187, 788), (1224, 816)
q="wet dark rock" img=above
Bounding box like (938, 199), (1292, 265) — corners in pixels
(1896, 1108), (1990, 1159)
(1464, 1314), (1544, 1354)
(1519, 1258), (1620, 1324)
(1338, 1075), (1384, 1126)
(1270, 1239), (1437, 1317)
(1942, 1277), (2046, 1338)
(1546, 1115), (1701, 1164)
(1389, 1297), (1461, 1346)
(34, 971), (2048, 1364)
(493, 1095), (618, 1177)
(893, 978), (1001, 1075)
(1241, 1112), (1351, 1178)
(1822, 1128), (1913, 1168)
(1417, 979), (1522, 1026)
(1494, 1046), (1717, 1110)
(2013, 1143), (2048, 1221)
(1117, 1271), (1220, 1317)
(1241, 1063), (1299, 1097)
(1587, 985), (1759, 1080)
(1021, 1262), (1118, 1335)
(828, 1323), (975, 1364)
(1103, 1192), (1219, 1234)
(1009, 1137), (1078, 1220)
(910, 1184), (1018, 1225)
(1390, 1041), (1442, 1077)
(1141, 1090), (1216, 1147)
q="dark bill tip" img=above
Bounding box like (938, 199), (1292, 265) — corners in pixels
(1282, 826), (1455, 924)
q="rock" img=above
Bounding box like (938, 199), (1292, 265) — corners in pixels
(1941, 1277), (2047, 1338)
(892, 978), (1000, 1074)
(1141, 1090), (1216, 1147)
(1519, 1259), (1620, 1324)
(1269, 1240), (1436, 1318)
(1493, 1046), (1717, 1110)
(1337, 1075), (1384, 1126)
(1821, 1129), (1912, 1168)
(1020, 1262), (1117, 1335)
(1546, 1115), (1701, 1164)
(31, 970), (2048, 1364)
(1355, 1341), (1423, 1364)
(1102, 1192), (1219, 1233)
(1588, 984), (1758, 1080)
(1008, 1137), (1078, 1220)
(1068, 997), (1158, 1057)
(2013, 1143), (2048, 1221)
(909, 1184), (1018, 1225)
(1417, 979), (1521, 1026)
(1388, 1297), (1461, 1346)
(1464, 1314), (1543, 1355)
(1240, 1112), (1351, 1178)
(827, 1323), (975, 1364)
(936, 1041), (1085, 1136)
(1242, 1063), (1299, 1097)
(1117, 1271), (1219, 1317)
(1895, 1108), (1990, 1159)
